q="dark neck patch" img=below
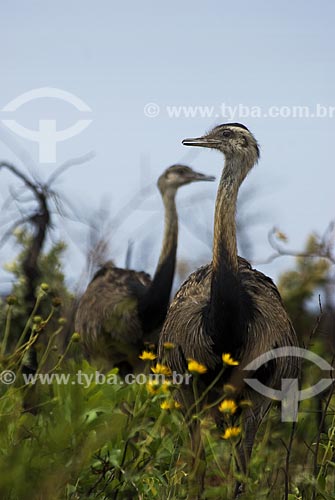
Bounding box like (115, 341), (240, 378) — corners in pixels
(138, 248), (177, 332)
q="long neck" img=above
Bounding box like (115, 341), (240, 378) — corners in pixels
(138, 189), (178, 332)
(209, 156), (249, 345)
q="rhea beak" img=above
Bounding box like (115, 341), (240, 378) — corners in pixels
(182, 136), (220, 148)
(191, 171), (216, 182)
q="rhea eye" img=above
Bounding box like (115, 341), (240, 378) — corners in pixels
(222, 129), (232, 137)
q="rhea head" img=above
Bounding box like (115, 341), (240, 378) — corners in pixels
(182, 123), (260, 169)
(158, 164), (215, 195)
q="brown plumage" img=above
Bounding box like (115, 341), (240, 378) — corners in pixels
(158, 124), (300, 497)
(75, 165), (215, 373)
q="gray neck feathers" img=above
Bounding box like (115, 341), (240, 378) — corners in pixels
(210, 154), (252, 330)
(156, 189), (178, 270)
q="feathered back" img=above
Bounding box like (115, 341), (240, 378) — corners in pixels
(75, 265), (152, 369)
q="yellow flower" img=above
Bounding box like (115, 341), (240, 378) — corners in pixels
(160, 400), (173, 410)
(151, 363), (172, 376)
(163, 342), (175, 350)
(146, 380), (160, 395)
(146, 379), (171, 395)
(161, 380), (171, 393)
(160, 400), (182, 410)
(187, 359), (207, 374)
(221, 426), (241, 440)
(218, 399), (238, 414)
(222, 353), (239, 366)
(139, 350), (157, 361)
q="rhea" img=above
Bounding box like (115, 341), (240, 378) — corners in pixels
(75, 165), (215, 374)
(158, 124), (300, 497)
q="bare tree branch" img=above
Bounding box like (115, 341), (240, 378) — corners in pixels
(46, 151), (95, 186)
(253, 224), (335, 266)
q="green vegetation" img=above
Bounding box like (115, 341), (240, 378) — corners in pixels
(0, 234), (334, 500)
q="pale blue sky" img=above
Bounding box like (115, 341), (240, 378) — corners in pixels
(0, 1), (334, 293)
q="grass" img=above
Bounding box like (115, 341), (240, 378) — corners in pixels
(0, 289), (334, 500)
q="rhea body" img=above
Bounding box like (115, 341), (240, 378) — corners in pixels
(75, 165), (214, 373)
(158, 125), (299, 496)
